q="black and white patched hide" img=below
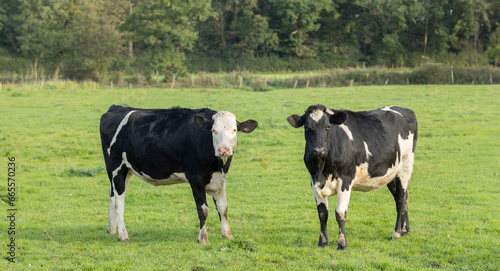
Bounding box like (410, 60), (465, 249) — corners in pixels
(288, 105), (417, 250)
(100, 105), (258, 243)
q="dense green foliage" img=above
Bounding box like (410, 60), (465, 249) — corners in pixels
(0, 85), (499, 270)
(1, 0), (500, 80)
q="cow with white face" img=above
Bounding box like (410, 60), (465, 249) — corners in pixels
(195, 111), (239, 158)
(288, 105), (417, 250)
(100, 105), (258, 243)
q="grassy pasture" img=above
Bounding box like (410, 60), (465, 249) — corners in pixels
(0, 85), (499, 270)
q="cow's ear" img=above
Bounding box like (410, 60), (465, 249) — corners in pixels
(194, 114), (213, 130)
(237, 119), (258, 133)
(287, 114), (305, 128)
(330, 111), (348, 125)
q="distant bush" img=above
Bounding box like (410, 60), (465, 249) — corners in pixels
(452, 66), (499, 84)
(176, 64), (500, 89)
(185, 53), (354, 73)
(0, 48), (33, 78)
(410, 64), (449, 84)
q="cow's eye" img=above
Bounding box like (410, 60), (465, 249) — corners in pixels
(232, 129), (237, 134)
(325, 126), (330, 131)
(305, 127), (311, 132)
(211, 129), (218, 134)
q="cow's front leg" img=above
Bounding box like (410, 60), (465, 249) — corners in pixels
(190, 183), (209, 244)
(311, 178), (329, 247)
(211, 181), (233, 240)
(336, 182), (352, 250)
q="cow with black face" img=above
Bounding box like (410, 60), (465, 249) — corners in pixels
(287, 105), (417, 250)
(100, 105), (258, 244)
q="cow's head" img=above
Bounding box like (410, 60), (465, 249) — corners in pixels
(195, 111), (258, 157)
(287, 105), (348, 159)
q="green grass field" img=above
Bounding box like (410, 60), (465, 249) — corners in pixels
(1, 85), (499, 270)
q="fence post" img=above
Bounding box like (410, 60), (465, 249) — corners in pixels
(94, 82), (96, 90)
(384, 79), (389, 86)
(490, 72), (493, 84)
(170, 73), (177, 89)
(239, 76), (243, 89)
(34, 58), (38, 80)
(306, 80), (310, 88)
(40, 78), (44, 89)
(451, 64), (454, 84)
(0, 82), (2, 90)
(293, 80), (298, 89)
(350, 79), (353, 87)
(111, 81), (113, 89)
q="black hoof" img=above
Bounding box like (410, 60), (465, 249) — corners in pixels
(317, 242), (329, 248)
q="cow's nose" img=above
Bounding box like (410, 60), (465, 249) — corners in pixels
(217, 146), (232, 157)
(313, 147), (325, 157)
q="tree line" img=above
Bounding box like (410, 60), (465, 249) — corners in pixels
(1, 0), (499, 82)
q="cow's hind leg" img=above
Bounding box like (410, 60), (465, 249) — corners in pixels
(107, 186), (117, 235)
(387, 176), (410, 239)
(108, 162), (132, 241)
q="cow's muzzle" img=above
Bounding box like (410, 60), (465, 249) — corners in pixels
(217, 146), (233, 157)
(313, 147), (326, 157)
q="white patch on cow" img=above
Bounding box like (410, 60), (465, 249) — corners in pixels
(338, 233), (347, 247)
(312, 177), (329, 208)
(107, 110), (135, 155)
(325, 108), (334, 115)
(392, 231), (401, 239)
(111, 160), (125, 179)
(201, 203), (209, 218)
(109, 168), (132, 241)
(211, 111), (238, 157)
(108, 161), (133, 240)
(209, 173), (233, 239)
(108, 162), (125, 235)
(339, 124), (354, 141)
(310, 110), (324, 122)
(140, 172), (188, 186)
(198, 224), (208, 244)
(336, 179), (352, 216)
(121, 152), (131, 167)
(351, 132), (415, 192)
(107, 191), (117, 234)
(382, 106), (403, 117)
(313, 174), (340, 198)
(397, 132), (415, 190)
(198, 204), (209, 244)
(364, 141), (372, 159)
(220, 156), (229, 166)
(206, 172), (225, 196)
(114, 192), (129, 241)
(119, 152), (188, 186)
